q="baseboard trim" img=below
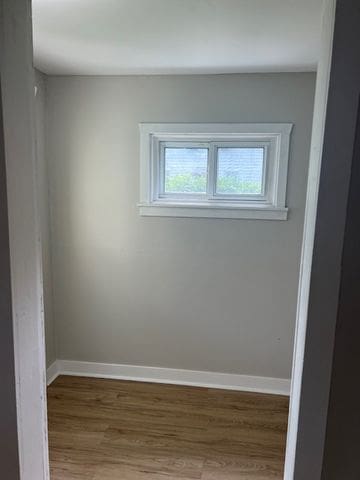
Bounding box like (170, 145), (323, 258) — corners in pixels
(47, 359), (290, 395)
(46, 361), (60, 386)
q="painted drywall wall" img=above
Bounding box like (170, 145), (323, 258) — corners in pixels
(0, 0), (49, 476)
(46, 73), (315, 379)
(0, 82), (20, 480)
(294, 1), (360, 478)
(323, 98), (360, 480)
(35, 70), (56, 367)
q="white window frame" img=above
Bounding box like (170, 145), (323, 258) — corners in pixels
(139, 123), (293, 220)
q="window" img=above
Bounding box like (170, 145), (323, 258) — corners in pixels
(139, 123), (293, 220)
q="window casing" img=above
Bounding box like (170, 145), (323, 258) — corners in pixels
(139, 123), (293, 220)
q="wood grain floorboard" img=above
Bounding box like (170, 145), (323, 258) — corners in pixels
(47, 376), (289, 479)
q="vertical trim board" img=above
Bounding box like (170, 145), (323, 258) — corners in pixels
(0, 1), (49, 479)
(284, 0), (337, 478)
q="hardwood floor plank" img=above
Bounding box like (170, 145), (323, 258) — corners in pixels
(201, 454), (284, 480)
(93, 463), (201, 480)
(47, 376), (288, 479)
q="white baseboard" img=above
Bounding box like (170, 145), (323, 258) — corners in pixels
(47, 359), (290, 396)
(46, 361), (60, 386)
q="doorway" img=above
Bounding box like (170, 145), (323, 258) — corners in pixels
(0, 0), (338, 480)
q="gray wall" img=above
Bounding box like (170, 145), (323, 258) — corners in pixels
(0, 82), (20, 480)
(322, 5), (360, 478)
(35, 70), (56, 367)
(46, 73), (315, 379)
(294, 1), (360, 478)
(322, 97), (360, 480)
(1, 0), (50, 473)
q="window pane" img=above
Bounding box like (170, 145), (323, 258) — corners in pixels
(216, 147), (264, 195)
(164, 147), (208, 194)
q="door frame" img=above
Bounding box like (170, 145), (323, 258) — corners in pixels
(0, 0), (50, 479)
(284, 0), (336, 477)
(0, 0), (336, 479)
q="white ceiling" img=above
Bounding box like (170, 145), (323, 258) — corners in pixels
(32, 0), (323, 76)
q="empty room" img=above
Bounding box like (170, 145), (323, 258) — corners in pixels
(31, 1), (322, 479)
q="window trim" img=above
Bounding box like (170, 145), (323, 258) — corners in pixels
(139, 123), (293, 220)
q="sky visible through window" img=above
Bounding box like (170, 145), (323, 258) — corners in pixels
(216, 147), (264, 195)
(164, 148), (208, 193)
(164, 146), (264, 195)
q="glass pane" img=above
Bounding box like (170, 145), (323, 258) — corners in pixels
(164, 147), (208, 194)
(216, 147), (264, 195)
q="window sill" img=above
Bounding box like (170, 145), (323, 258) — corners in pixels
(138, 202), (288, 220)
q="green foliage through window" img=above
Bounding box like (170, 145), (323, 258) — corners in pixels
(217, 176), (262, 194)
(165, 174), (262, 194)
(165, 174), (207, 193)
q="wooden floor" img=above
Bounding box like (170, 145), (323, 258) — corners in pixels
(47, 376), (289, 480)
